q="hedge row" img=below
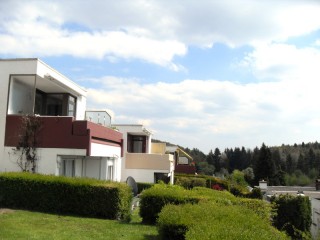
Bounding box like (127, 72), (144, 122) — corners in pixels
(137, 182), (154, 194)
(158, 202), (288, 240)
(0, 172), (132, 221)
(139, 184), (271, 224)
(175, 173), (263, 199)
(139, 184), (200, 224)
(175, 173), (229, 190)
(271, 194), (312, 239)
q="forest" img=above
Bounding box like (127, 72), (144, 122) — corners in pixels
(182, 141), (320, 186)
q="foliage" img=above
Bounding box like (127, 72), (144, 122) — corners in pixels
(271, 194), (312, 239)
(175, 173), (228, 190)
(157, 202), (288, 240)
(136, 182), (154, 194)
(139, 183), (200, 224)
(140, 183), (271, 225)
(0, 172), (132, 221)
(229, 169), (248, 187)
(196, 161), (215, 175)
(0, 208), (158, 240)
(175, 176), (206, 189)
(16, 115), (42, 173)
(284, 172), (313, 186)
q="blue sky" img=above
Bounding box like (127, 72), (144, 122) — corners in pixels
(1, 0), (320, 153)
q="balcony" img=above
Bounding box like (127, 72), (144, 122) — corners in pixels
(5, 115), (123, 156)
(175, 164), (197, 174)
(125, 153), (174, 170)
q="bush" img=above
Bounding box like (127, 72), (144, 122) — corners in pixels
(0, 172), (132, 221)
(271, 194), (311, 239)
(175, 177), (206, 189)
(158, 202), (288, 240)
(175, 173), (228, 190)
(137, 182), (154, 194)
(139, 184), (200, 224)
(140, 184), (269, 225)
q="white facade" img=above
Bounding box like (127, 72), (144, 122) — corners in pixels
(0, 59), (122, 182)
(113, 124), (174, 184)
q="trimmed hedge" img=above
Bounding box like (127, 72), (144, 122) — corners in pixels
(139, 184), (271, 225)
(139, 184), (200, 224)
(137, 182), (154, 194)
(175, 173), (229, 190)
(271, 194), (312, 239)
(0, 172), (132, 221)
(158, 202), (288, 240)
(175, 176), (206, 189)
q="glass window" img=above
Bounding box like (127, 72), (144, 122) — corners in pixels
(128, 135), (147, 153)
(62, 159), (75, 177)
(7, 76), (35, 115)
(46, 94), (63, 116)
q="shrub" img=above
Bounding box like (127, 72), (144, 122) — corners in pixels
(140, 184), (269, 225)
(175, 173), (228, 190)
(137, 182), (154, 194)
(175, 177), (206, 189)
(271, 194), (312, 239)
(158, 202), (288, 240)
(139, 184), (200, 224)
(0, 172), (132, 221)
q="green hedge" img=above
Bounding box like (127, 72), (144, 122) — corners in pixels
(0, 172), (132, 221)
(175, 173), (229, 190)
(139, 184), (270, 225)
(137, 182), (154, 194)
(158, 202), (288, 240)
(271, 194), (312, 239)
(175, 176), (206, 189)
(139, 184), (200, 224)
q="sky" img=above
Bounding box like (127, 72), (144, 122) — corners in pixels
(1, 0), (320, 153)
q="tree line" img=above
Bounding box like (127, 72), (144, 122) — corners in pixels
(183, 141), (320, 186)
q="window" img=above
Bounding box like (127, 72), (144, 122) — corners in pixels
(127, 135), (147, 153)
(107, 165), (114, 180)
(62, 159), (75, 177)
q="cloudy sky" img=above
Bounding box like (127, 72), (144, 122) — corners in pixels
(1, 0), (320, 153)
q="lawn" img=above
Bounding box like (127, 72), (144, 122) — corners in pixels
(0, 208), (158, 240)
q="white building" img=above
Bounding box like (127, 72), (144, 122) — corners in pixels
(113, 124), (174, 184)
(0, 58), (122, 181)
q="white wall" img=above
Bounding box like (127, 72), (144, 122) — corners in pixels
(3, 146), (86, 174)
(0, 59), (38, 172)
(123, 168), (169, 183)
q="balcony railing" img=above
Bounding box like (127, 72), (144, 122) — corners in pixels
(5, 115), (123, 156)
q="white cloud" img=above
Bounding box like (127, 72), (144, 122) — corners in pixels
(240, 43), (320, 81)
(1, 1), (320, 62)
(84, 66), (320, 152)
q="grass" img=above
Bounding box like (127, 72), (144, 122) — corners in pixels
(0, 208), (158, 240)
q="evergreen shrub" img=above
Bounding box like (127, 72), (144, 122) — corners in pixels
(140, 184), (270, 225)
(158, 202), (288, 240)
(0, 172), (132, 221)
(137, 182), (154, 194)
(139, 183), (200, 224)
(271, 194), (312, 239)
(175, 176), (206, 189)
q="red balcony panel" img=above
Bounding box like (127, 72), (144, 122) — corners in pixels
(5, 116), (123, 155)
(175, 165), (197, 174)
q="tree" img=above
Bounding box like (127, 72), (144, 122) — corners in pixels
(242, 167), (255, 186)
(16, 115), (42, 173)
(254, 143), (276, 184)
(286, 154), (294, 174)
(213, 148), (221, 172)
